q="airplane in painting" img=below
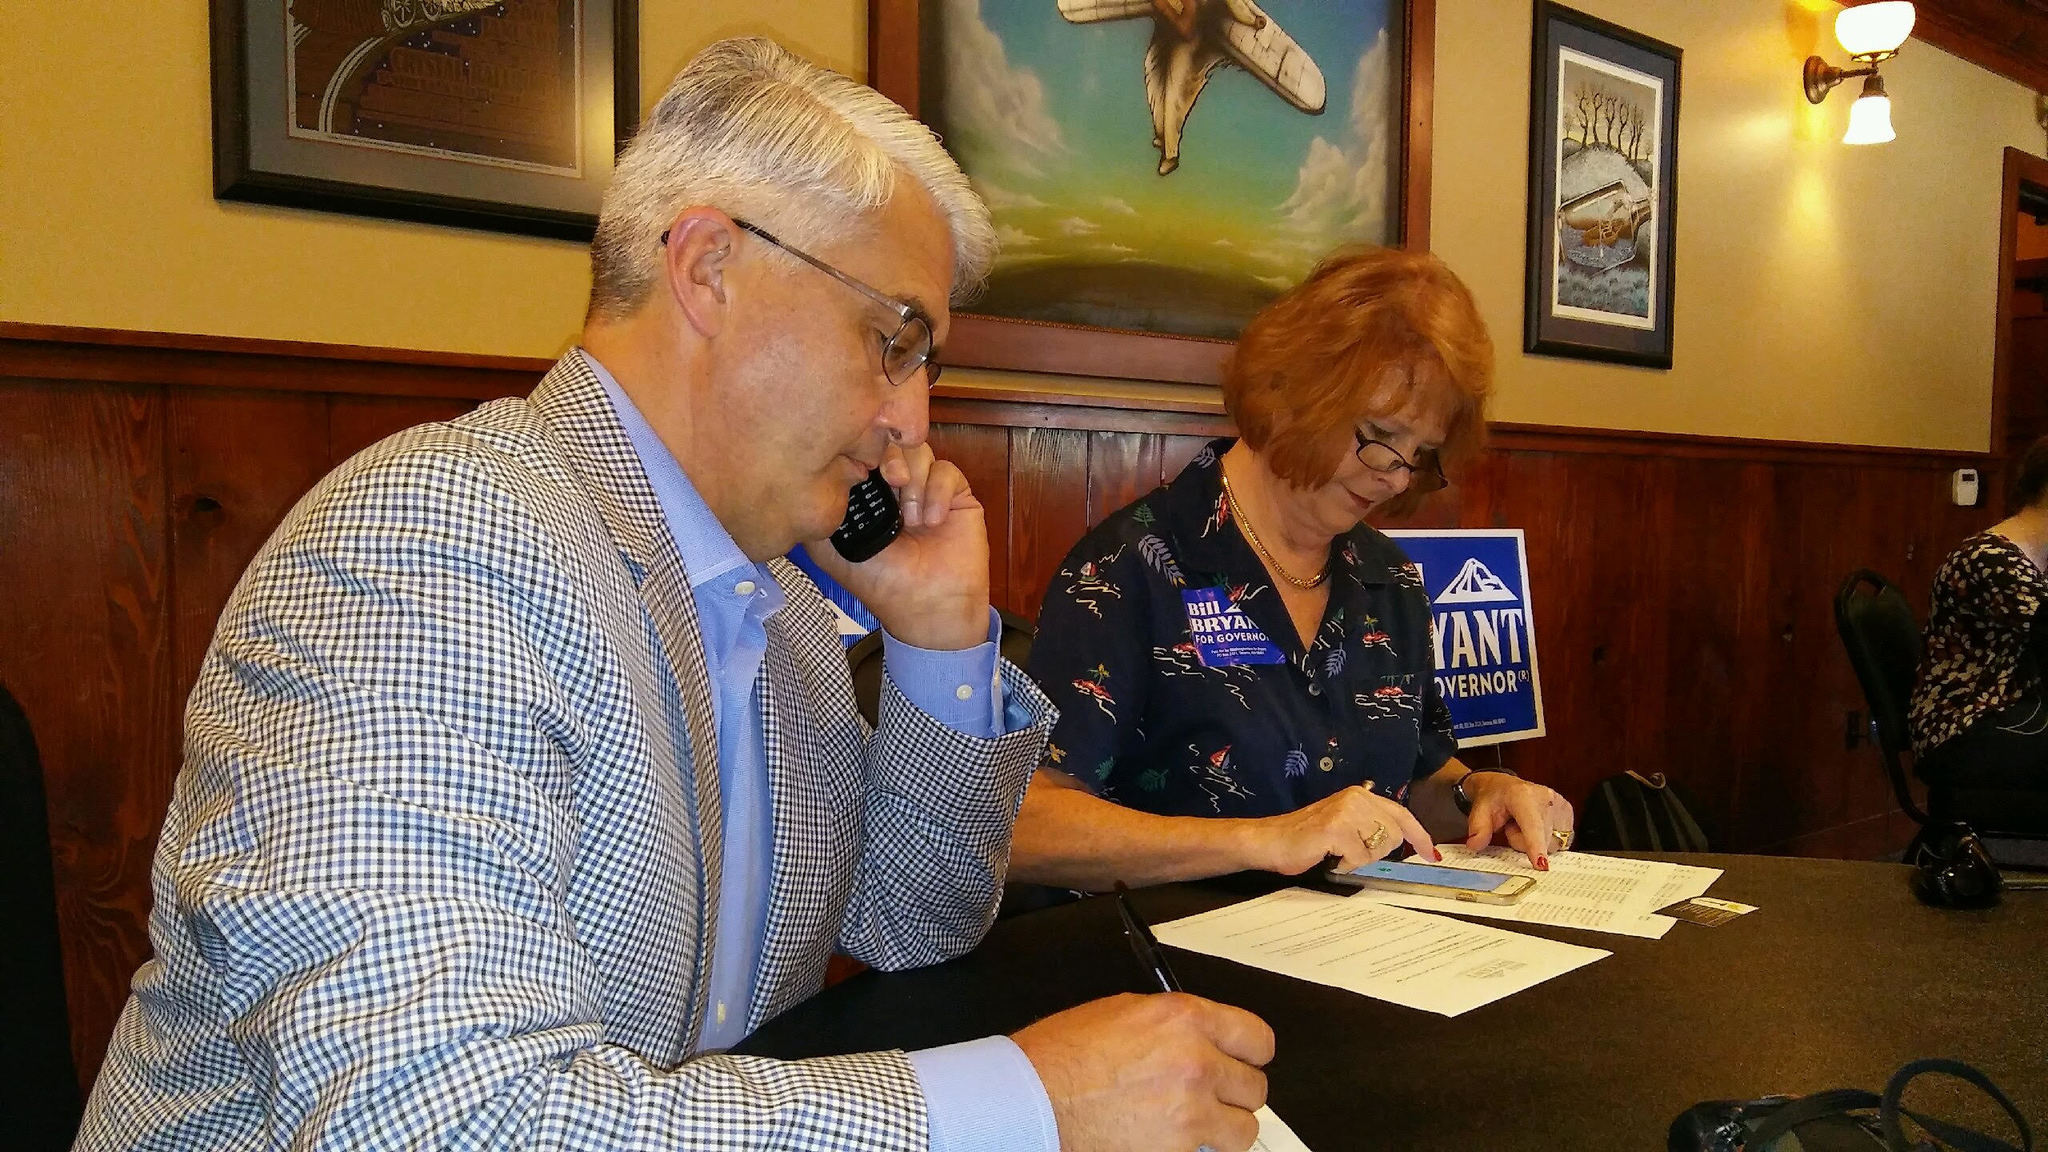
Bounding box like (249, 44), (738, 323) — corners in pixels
(1058, 0), (1327, 175)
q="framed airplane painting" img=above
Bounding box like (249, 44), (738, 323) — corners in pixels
(870, 0), (1435, 384)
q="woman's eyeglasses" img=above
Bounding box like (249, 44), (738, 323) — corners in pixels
(1355, 430), (1448, 493)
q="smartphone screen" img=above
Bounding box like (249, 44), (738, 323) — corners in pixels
(1344, 860), (1515, 892)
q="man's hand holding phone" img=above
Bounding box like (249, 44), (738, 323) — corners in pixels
(805, 441), (992, 652)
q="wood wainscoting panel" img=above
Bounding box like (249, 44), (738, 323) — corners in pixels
(166, 389), (332, 697)
(1761, 462), (1970, 849)
(0, 377), (176, 1088)
(1492, 451), (1680, 828)
(1006, 427), (1091, 624)
(1160, 434), (1218, 486)
(329, 395), (483, 463)
(1084, 430), (1165, 528)
(1663, 460), (1778, 848)
(0, 323), (2000, 1093)
(927, 423), (1013, 611)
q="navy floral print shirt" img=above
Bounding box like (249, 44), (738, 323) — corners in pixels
(1028, 438), (1457, 818)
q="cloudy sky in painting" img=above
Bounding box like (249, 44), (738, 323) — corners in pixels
(933, 0), (1400, 284)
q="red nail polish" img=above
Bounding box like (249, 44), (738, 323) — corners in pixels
(1432, 849), (1444, 862)
(1536, 856), (1550, 871)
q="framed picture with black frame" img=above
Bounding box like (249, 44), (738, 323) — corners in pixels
(210, 0), (638, 241)
(1524, 3), (1679, 368)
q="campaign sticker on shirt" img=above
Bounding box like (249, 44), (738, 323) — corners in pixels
(1182, 587), (1286, 667)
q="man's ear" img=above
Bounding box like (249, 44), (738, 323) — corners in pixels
(661, 210), (739, 339)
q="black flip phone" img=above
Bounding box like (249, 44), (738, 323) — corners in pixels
(830, 469), (903, 562)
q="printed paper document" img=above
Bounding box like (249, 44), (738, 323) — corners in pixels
(1254, 1106), (1312, 1152)
(1346, 845), (1722, 939)
(1152, 887), (1608, 1017)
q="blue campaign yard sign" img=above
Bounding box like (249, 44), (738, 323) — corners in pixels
(786, 547), (879, 645)
(1382, 529), (1546, 747)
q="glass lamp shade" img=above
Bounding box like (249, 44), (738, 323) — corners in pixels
(1835, 2), (1916, 60)
(1843, 93), (1896, 144)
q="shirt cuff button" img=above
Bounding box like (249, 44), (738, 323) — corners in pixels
(954, 684), (975, 701)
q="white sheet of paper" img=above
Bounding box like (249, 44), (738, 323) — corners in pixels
(1344, 846), (1723, 939)
(1253, 1105), (1313, 1152)
(1152, 887), (1608, 1017)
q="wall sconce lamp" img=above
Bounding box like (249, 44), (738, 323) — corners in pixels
(1803, 1), (1916, 144)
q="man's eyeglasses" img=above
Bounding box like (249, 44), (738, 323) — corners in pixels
(1355, 429), (1448, 493)
(658, 218), (941, 387)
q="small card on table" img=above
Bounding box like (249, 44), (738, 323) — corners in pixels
(1656, 896), (1757, 926)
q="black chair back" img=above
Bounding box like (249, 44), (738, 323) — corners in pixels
(1835, 572), (2048, 848)
(1833, 570), (1931, 825)
(0, 684), (84, 1149)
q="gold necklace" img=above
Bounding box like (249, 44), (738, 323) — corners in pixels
(1220, 470), (1328, 590)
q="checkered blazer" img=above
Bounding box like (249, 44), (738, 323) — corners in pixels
(77, 352), (1055, 1151)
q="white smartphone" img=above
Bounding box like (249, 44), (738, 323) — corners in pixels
(1325, 858), (1536, 904)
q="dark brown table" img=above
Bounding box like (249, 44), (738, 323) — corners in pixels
(737, 855), (2046, 1150)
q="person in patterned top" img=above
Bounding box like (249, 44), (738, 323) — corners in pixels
(1011, 248), (1576, 892)
(1908, 437), (2048, 790)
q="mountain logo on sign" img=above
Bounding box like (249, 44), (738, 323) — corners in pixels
(1435, 558), (1517, 604)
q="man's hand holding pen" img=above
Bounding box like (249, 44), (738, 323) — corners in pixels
(1012, 992), (1273, 1152)
(1008, 885), (1276, 1152)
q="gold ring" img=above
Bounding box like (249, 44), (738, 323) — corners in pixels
(1365, 822), (1388, 850)
(1554, 828), (1573, 849)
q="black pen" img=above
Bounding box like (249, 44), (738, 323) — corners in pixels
(1114, 881), (1182, 993)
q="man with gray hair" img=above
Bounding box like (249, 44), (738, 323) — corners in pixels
(76, 36), (1272, 1152)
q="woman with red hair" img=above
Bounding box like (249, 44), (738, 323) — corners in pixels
(1012, 247), (1573, 889)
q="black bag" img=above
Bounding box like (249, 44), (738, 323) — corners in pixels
(1577, 769), (1713, 853)
(1669, 1058), (2034, 1152)
(1910, 821), (2005, 909)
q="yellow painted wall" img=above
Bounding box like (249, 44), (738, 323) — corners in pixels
(1434, 0), (2039, 450)
(1, 1), (2039, 449)
(0, 1), (862, 361)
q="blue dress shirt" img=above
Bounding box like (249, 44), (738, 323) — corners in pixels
(588, 354), (1057, 1152)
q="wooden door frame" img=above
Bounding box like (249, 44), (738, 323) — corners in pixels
(1989, 147), (2048, 496)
